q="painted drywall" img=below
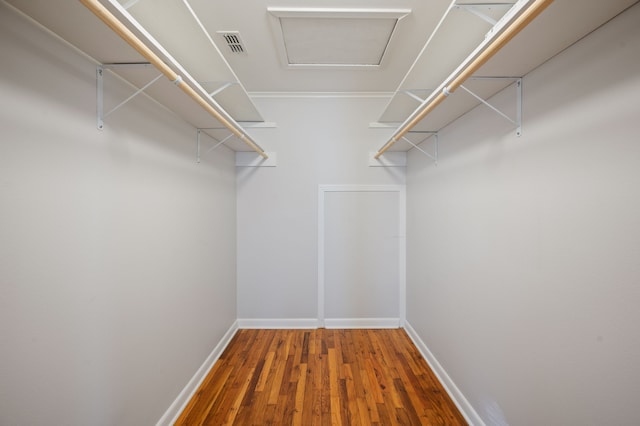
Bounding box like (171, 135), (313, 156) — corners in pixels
(0, 5), (237, 426)
(406, 3), (640, 425)
(237, 95), (405, 321)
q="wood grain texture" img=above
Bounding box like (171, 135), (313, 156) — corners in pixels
(175, 329), (467, 425)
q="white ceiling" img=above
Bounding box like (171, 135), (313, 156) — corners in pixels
(183, 0), (453, 93)
(4, 0), (638, 150)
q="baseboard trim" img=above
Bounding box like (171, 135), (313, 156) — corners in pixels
(324, 318), (400, 329)
(236, 318), (401, 329)
(403, 321), (485, 426)
(155, 320), (239, 426)
(237, 318), (320, 329)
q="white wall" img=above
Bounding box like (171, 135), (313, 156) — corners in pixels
(238, 95), (405, 321)
(0, 5), (237, 425)
(406, 3), (640, 425)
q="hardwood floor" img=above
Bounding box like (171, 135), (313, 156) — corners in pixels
(175, 328), (467, 425)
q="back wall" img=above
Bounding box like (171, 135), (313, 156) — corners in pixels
(238, 94), (405, 322)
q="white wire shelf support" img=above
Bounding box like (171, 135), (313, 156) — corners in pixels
(463, 76), (522, 136)
(206, 82), (235, 98)
(196, 128), (235, 163)
(195, 121), (276, 163)
(454, 2), (516, 27)
(97, 62), (161, 130)
(403, 131), (439, 164)
(402, 89), (435, 104)
(122, 0), (142, 10)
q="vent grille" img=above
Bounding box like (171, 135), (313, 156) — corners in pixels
(218, 31), (247, 54)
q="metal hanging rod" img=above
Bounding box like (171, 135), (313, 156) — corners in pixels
(375, 0), (553, 159)
(79, 0), (268, 159)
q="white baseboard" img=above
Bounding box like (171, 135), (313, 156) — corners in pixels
(155, 320), (239, 426)
(324, 318), (400, 329)
(237, 318), (320, 329)
(403, 321), (485, 426)
(236, 318), (400, 329)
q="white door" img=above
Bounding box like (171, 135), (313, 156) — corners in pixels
(319, 186), (404, 327)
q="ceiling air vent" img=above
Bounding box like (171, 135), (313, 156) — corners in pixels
(217, 31), (247, 54)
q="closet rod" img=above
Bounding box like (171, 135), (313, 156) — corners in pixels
(79, 0), (268, 159)
(375, 0), (553, 159)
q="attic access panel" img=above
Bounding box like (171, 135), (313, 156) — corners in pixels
(268, 8), (411, 69)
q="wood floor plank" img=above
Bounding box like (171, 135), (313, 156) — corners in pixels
(174, 329), (467, 425)
(225, 367), (255, 425)
(364, 357), (386, 405)
(358, 364), (381, 423)
(292, 362), (307, 426)
(255, 351), (275, 392)
(327, 347), (342, 426)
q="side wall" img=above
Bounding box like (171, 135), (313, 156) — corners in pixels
(0, 6), (237, 426)
(406, 4), (640, 425)
(238, 95), (405, 322)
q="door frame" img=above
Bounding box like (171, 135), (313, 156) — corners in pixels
(318, 185), (406, 328)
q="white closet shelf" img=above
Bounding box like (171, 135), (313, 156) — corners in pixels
(6, 0), (269, 155)
(376, 0), (637, 154)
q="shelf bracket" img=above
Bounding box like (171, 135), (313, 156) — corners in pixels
(207, 82), (235, 98)
(195, 123), (277, 163)
(402, 131), (439, 164)
(462, 77), (522, 136)
(454, 3), (515, 26)
(237, 122), (278, 128)
(96, 64), (162, 130)
(196, 128), (234, 163)
(402, 89), (434, 104)
(369, 122), (402, 129)
(96, 67), (103, 130)
(403, 90), (426, 103)
(122, 0), (143, 10)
